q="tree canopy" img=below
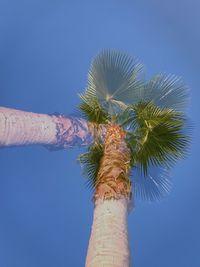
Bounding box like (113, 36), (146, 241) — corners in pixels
(78, 50), (190, 201)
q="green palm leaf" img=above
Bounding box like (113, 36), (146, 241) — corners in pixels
(126, 102), (189, 175)
(132, 165), (172, 201)
(79, 92), (110, 124)
(78, 143), (104, 189)
(142, 74), (189, 111)
(87, 49), (144, 114)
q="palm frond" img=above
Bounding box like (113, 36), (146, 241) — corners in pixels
(143, 74), (189, 111)
(132, 165), (172, 201)
(78, 143), (104, 189)
(87, 49), (144, 114)
(125, 102), (190, 175)
(79, 85), (110, 123)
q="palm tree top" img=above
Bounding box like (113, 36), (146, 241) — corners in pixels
(78, 49), (190, 201)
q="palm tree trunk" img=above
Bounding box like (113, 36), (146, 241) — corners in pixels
(85, 124), (132, 267)
(0, 106), (92, 149)
(85, 198), (131, 267)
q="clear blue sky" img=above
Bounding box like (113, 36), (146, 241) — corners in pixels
(0, 0), (199, 266)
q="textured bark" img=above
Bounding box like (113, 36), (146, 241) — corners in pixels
(86, 124), (132, 267)
(85, 198), (131, 267)
(94, 124), (132, 201)
(0, 106), (93, 149)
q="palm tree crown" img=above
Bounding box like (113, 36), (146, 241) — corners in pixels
(78, 49), (190, 201)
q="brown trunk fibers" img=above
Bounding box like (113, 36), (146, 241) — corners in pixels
(94, 123), (132, 201)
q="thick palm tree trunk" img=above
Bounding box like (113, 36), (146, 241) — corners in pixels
(85, 124), (132, 267)
(85, 198), (130, 267)
(0, 106), (92, 149)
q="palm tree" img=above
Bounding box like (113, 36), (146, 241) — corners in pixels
(0, 50), (190, 267)
(78, 50), (190, 266)
(0, 106), (93, 149)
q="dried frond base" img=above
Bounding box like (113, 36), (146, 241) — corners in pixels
(94, 179), (132, 201)
(94, 123), (132, 201)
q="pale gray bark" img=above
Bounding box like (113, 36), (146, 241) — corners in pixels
(0, 106), (92, 149)
(85, 198), (131, 267)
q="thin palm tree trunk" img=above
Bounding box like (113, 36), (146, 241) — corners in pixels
(85, 198), (131, 267)
(85, 124), (132, 267)
(0, 106), (92, 149)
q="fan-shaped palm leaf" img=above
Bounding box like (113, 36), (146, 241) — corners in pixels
(132, 165), (172, 201)
(87, 49), (144, 114)
(125, 102), (189, 175)
(142, 74), (189, 111)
